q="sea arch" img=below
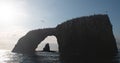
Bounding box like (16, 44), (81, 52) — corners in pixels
(12, 28), (57, 54)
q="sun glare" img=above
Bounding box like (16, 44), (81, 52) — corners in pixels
(0, 2), (15, 24)
(0, 1), (24, 26)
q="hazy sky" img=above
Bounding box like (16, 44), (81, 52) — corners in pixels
(0, 0), (120, 50)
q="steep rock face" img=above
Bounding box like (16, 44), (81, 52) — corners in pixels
(12, 28), (56, 54)
(55, 14), (118, 62)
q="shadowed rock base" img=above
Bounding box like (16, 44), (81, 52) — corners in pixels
(12, 14), (118, 63)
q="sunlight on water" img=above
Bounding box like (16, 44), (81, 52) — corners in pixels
(0, 50), (23, 63)
(0, 50), (10, 63)
(0, 50), (60, 63)
(0, 49), (120, 63)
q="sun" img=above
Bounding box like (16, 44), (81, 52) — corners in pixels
(0, 2), (18, 25)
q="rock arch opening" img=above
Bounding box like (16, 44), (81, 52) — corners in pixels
(36, 36), (58, 51)
(12, 28), (57, 54)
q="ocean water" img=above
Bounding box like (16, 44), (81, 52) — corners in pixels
(0, 50), (60, 63)
(0, 49), (120, 63)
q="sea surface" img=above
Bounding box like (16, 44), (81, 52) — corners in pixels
(0, 50), (60, 63)
(0, 49), (120, 63)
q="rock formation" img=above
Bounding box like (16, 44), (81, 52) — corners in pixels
(12, 14), (118, 63)
(12, 28), (56, 54)
(43, 43), (50, 52)
(55, 14), (118, 63)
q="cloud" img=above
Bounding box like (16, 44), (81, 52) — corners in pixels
(40, 20), (45, 23)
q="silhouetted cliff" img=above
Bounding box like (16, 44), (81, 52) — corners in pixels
(12, 28), (56, 54)
(12, 14), (118, 63)
(55, 14), (118, 63)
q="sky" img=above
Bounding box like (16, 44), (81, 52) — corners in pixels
(0, 0), (120, 50)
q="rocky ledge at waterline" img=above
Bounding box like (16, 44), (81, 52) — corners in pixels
(12, 14), (118, 63)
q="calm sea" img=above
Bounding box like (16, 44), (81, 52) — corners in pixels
(0, 50), (60, 63)
(0, 49), (120, 63)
